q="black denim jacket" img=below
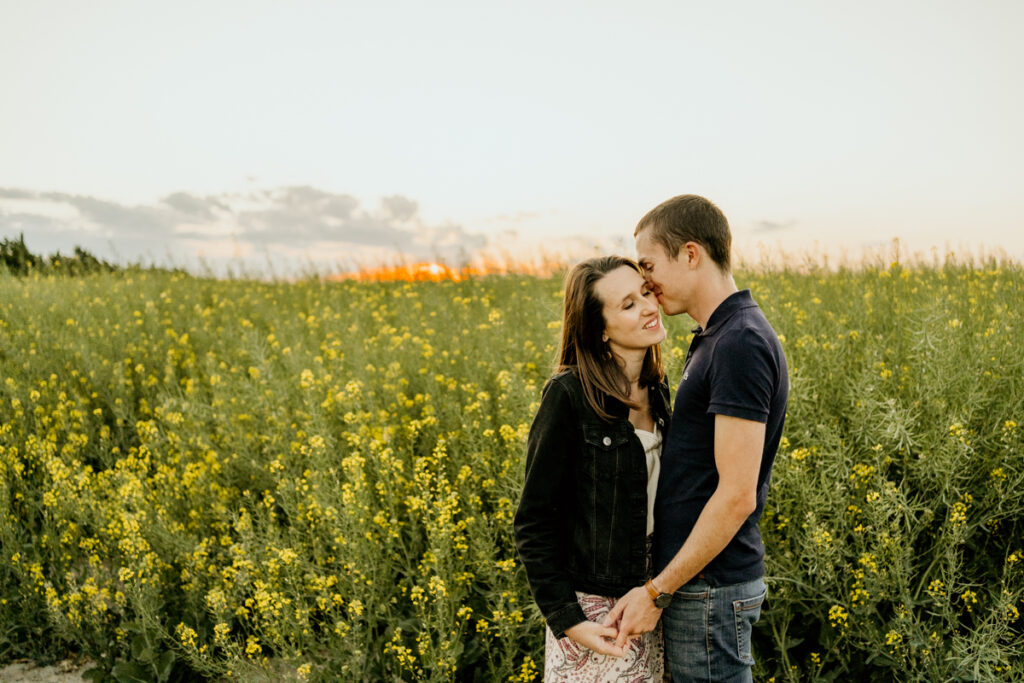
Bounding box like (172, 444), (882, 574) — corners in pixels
(513, 369), (671, 638)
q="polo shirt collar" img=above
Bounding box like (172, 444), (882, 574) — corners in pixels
(693, 289), (757, 336)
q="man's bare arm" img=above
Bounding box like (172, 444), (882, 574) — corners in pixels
(655, 414), (765, 591)
(604, 414), (766, 647)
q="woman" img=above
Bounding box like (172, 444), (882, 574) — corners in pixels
(514, 255), (669, 681)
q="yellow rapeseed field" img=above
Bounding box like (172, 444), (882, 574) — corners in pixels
(0, 261), (1021, 681)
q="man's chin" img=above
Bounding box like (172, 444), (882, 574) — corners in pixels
(657, 299), (680, 316)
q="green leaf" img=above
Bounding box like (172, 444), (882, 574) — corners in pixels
(130, 636), (153, 663)
(111, 661), (151, 683)
(865, 651), (897, 668)
(82, 668), (110, 683)
(155, 650), (176, 682)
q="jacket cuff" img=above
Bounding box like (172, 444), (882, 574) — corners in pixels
(546, 601), (587, 640)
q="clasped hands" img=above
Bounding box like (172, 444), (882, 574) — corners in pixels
(564, 586), (663, 658)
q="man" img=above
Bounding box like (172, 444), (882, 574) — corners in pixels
(603, 194), (789, 682)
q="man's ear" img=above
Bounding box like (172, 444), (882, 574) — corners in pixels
(684, 242), (701, 267)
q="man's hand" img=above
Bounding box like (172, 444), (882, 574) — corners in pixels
(601, 586), (662, 649)
(564, 621), (628, 658)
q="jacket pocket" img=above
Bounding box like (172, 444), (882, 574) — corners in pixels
(581, 423), (630, 481)
(576, 423), (632, 574)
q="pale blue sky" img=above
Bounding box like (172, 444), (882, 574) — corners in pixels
(2, 0), (1022, 270)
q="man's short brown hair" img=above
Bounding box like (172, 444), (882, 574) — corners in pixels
(634, 194), (732, 272)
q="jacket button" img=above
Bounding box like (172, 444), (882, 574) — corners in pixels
(602, 436), (612, 446)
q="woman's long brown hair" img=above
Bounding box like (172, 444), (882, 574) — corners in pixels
(556, 255), (664, 421)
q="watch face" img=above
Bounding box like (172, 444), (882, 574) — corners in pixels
(654, 593), (673, 609)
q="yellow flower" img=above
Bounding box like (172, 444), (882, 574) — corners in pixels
(949, 502), (968, 527)
(858, 553), (878, 574)
(213, 622), (231, 645)
(512, 655), (539, 682)
(828, 605), (848, 629)
(384, 627), (416, 670)
(175, 623), (198, 649)
(245, 635), (262, 658)
(428, 575), (448, 598)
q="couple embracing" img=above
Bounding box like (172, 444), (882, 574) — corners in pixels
(514, 194), (789, 682)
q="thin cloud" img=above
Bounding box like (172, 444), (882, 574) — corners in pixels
(0, 211), (70, 234)
(161, 192), (229, 221)
(380, 195), (418, 222)
(752, 219), (797, 233)
(0, 186), (488, 265)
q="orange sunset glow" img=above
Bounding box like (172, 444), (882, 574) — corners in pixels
(335, 257), (570, 282)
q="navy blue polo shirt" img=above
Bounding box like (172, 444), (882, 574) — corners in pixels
(653, 290), (789, 585)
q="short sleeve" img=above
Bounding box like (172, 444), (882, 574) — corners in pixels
(707, 327), (775, 423)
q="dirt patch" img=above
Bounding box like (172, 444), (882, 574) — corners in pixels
(0, 660), (89, 682)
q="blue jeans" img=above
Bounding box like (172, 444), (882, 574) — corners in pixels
(661, 576), (767, 682)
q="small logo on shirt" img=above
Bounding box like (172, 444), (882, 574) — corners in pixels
(682, 371), (689, 381)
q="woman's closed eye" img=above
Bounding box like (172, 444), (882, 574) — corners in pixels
(625, 290), (654, 309)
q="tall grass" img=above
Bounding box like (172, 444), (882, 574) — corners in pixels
(0, 261), (1020, 681)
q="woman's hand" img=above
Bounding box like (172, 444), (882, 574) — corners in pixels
(564, 621), (628, 658)
(601, 585), (663, 649)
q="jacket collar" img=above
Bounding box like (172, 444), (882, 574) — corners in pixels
(695, 289), (757, 337)
(604, 380), (671, 425)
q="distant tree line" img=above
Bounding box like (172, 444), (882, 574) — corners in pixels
(1, 234), (119, 276)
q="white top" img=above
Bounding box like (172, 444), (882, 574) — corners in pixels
(634, 426), (662, 535)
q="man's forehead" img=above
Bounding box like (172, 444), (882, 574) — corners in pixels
(634, 232), (661, 259)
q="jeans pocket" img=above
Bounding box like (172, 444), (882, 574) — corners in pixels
(732, 587), (766, 666)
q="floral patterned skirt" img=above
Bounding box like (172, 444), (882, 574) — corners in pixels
(544, 537), (664, 682)
(544, 591), (665, 682)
